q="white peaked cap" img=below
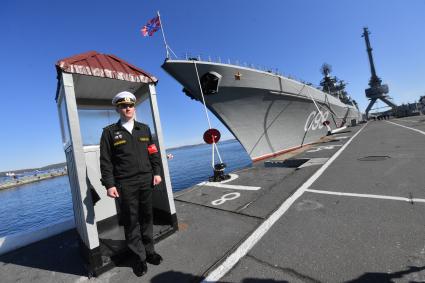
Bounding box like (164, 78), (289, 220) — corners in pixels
(112, 91), (136, 106)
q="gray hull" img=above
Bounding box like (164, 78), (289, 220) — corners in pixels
(162, 60), (362, 161)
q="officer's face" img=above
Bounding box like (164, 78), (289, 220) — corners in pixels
(117, 104), (135, 120)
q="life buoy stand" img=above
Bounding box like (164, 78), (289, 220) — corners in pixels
(203, 129), (230, 182)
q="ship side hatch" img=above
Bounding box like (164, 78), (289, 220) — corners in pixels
(201, 71), (222, 95)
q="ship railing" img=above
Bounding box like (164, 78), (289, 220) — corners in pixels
(182, 53), (283, 75)
(178, 53), (324, 90)
(176, 53), (357, 108)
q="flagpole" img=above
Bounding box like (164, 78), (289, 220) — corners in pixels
(157, 11), (170, 59)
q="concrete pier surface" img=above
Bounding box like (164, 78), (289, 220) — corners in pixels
(1, 116), (424, 282)
(0, 171), (67, 190)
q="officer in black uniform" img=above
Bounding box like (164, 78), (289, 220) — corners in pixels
(100, 91), (163, 277)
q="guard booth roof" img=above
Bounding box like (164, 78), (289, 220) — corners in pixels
(55, 51), (158, 104)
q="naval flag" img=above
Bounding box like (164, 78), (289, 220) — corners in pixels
(141, 16), (161, 37)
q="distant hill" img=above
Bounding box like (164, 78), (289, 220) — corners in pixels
(38, 162), (67, 171)
(0, 162), (66, 177)
(166, 138), (237, 151)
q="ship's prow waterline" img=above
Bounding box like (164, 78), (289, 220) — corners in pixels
(162, 59), (362, 161)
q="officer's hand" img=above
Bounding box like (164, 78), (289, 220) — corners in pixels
(107, 187), (120, 198)
(153, 175), (162, 186)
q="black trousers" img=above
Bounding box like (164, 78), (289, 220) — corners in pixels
(118, 178), (154, 261)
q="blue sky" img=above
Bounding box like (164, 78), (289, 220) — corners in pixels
(1, 0), (424, 171)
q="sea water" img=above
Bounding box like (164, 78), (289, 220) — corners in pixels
(0, 140), (251, 237)
(0, 176), (73, 237)
(167, 139), (252, 191)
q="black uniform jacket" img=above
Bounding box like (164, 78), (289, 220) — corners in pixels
(100, 120), (161, 189)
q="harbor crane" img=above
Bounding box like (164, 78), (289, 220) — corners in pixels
(362, 27), (397, 118)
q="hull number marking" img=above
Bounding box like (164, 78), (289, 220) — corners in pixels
(304, 110), (330, 131)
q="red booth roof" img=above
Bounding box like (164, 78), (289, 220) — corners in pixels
(56, 51), (157, 84)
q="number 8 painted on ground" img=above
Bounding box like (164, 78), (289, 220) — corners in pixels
(211, 192), (241, 206)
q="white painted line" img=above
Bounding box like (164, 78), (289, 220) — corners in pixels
(298, 158), (329, 168)
(220, 173), (239, 184)
(212, 192), (241, 206)
(174, 174), (240, 198)
(333, 135), (349, 139)
(197, 173), (239, 185)
(305, 189), (425, 203)
(199, 182), (261, 191)
(306, 144), (342, 153)
(394, 118), (422, 123)
(201, 123), (368, 283)
(386, 121), (425, 136)
(197, 173), (261, 191)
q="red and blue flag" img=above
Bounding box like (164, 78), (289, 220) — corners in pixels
(141, 16), (161, 37)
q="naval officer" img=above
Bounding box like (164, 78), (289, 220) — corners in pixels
(99, 91), (163, 277)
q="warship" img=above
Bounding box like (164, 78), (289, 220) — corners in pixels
(162, 59), (362, 161)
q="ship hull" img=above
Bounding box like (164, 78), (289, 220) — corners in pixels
(162, 60), (362, 161)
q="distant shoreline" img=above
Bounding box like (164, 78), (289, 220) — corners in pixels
(0, 162), (67, 178)
(0, 141), (239, 174)
(0, 172), (67, 191)
(166, 138), (237, 151)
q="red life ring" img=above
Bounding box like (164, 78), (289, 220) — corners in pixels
(203, 128), (221, 144)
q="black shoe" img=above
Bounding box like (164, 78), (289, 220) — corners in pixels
(146, 252), (163, 265)
(134, 260), (147, 277)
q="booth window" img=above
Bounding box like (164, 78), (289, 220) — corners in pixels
(78, 108), (118, 146)
(135, 100), (156, 136)
(59, 97), (71, 147)
(77, 99), (156, 146)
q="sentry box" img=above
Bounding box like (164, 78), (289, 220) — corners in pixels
(55, 51), (177, 276)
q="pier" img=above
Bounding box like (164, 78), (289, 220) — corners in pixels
(0, 171), (67, 191)
(1, 117), (424, 282)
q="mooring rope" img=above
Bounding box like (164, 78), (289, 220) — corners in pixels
(193, 61), (224, 167)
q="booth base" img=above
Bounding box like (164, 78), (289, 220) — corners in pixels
(81, 211), (177, 277)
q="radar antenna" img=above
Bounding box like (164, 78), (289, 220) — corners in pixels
(320, 63), (332, 78)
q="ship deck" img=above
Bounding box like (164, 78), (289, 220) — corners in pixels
(1, 116), (425, 282)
